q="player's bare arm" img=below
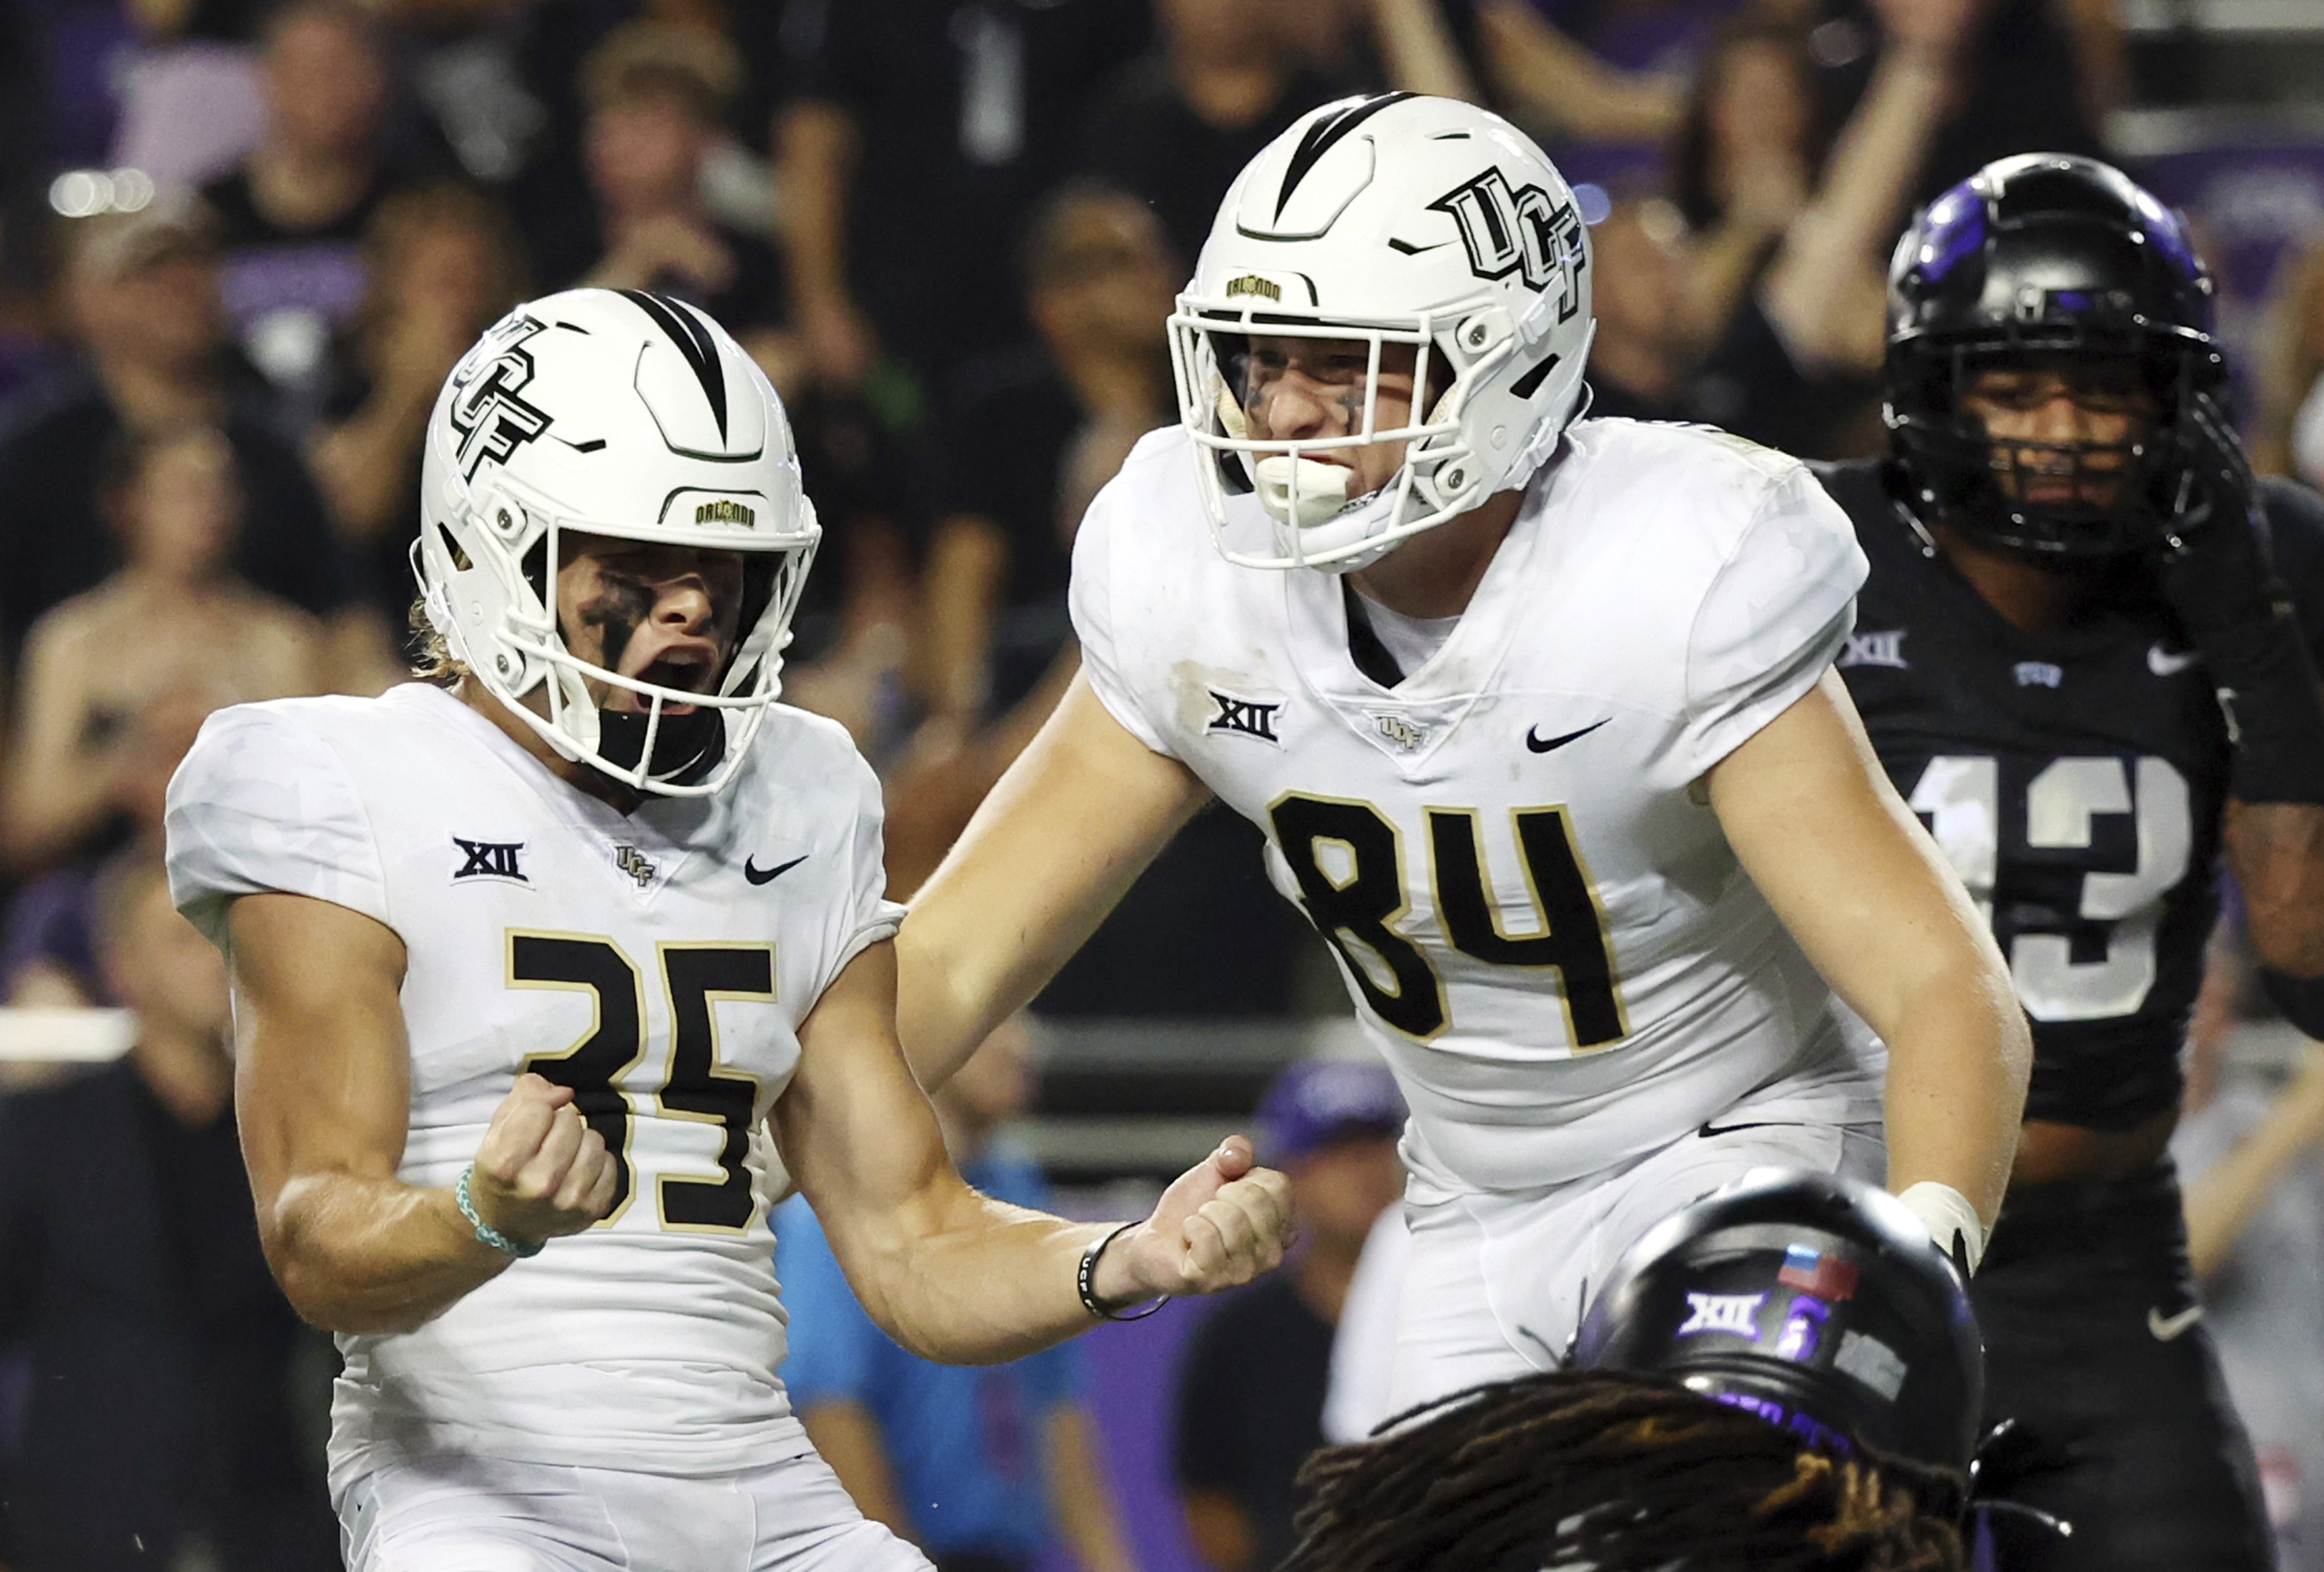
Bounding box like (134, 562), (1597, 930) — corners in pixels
(1706, 670), (2031, 1232)
(896, 672), (1211, 1089)
(2225, 800), (2324, 978)
(227, 890), (616, 1334)
(779, 938), (1289, 1362)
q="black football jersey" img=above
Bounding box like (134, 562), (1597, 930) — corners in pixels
(1814, 459), (2324, 1130)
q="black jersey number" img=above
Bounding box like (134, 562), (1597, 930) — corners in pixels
(1907, 755), (2192, 1021)
(1269, 795), (1626, 1047)
(509, 933), (776, 1232)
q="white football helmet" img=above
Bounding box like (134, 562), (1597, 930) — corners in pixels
(1168, 94), (1595, 573)
(416, 287), (820, 797)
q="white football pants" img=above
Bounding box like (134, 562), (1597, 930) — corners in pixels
(1324, 1113), (1886, 1440)
(339, 1450), (931, 1572)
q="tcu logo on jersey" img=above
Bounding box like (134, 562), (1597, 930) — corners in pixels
(1429, 170), (1586, 322)
(448, 315), (552, 478)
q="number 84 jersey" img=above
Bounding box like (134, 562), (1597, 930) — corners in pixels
(164, 682), (902, 1489)
(1074, 421), (1885, 1200)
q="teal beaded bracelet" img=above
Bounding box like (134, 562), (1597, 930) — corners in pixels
(457, 1164), (544, 1259)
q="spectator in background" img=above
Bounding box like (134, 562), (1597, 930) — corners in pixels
(1665, 16), (1830, 358)
(1680, 0), (1976, 458)
(1, 424), (326, 874)
(769, 0), (1151, 397)
(2174, 935), (2324, 1572)
(1173, 1059), (1404, 1572)
(882, 182), (1178, 890)
(1798, 0), (2117, 207)
(1270, 0), (1481, 109)
(576, 20), (783, 336)
(1072, 0), (1352, 269)
(1472, 0), (1726, 181)
(880, 179), (1311, 1019)
(106, 0), (270, 190)
(775, 1016), (1141, 1572)
(0, 855), (338, 1572)
(1576, 192), (1692, 421)
(918, 184), (1176, 741)
(0, 197), (349, 669)
(310, 182), (528, 629)
(2255, 236), (2324, 488)
(200, 0), (415, 429)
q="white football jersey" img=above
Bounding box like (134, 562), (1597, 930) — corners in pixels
(1074, 418), (1885, 1197)
(164, 682), (902, 1488)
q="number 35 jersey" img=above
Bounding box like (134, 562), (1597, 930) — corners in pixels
(163, 682), (902, 1487)
(1819, 458), (2324, 1132)
(1074, 420), (1882, 1199)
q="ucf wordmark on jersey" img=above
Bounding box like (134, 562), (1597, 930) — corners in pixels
(164, 682), (900, 1492)
(1075, 418), (1885, 1199)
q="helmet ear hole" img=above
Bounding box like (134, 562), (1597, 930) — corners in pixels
(521, 536), (550, 606)
(1508, 350), (1562, 403)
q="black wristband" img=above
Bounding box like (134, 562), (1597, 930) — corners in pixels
(2195, 606), (2324, 806)
(1078, 1222), (1169, 1322)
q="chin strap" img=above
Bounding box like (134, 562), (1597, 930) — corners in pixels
(596, 707), (725, 787)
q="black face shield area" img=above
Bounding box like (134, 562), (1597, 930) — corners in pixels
(1886, 337), (2209, 559)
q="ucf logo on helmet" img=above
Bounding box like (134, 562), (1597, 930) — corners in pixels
(448, 315), (553, 479)
(1429, 169), (1586, 321)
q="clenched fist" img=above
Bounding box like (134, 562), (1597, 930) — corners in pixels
(1093, 1135), (1295, 1306)
(466, 1074), (619, 1251)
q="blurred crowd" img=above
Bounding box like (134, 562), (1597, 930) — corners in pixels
(0, 0), (2321, 1569)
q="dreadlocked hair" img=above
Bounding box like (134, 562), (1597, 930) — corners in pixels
(1283, 1370), (1966, 1572)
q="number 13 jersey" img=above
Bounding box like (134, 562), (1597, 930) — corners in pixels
(1818, 458), (2324, 1132)
(164, 682), (902, 1490)
(1074, 419), (1884, 1200)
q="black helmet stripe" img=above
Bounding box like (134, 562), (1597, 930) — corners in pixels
(1276, 93), (1415, 220)
(616, 288), (729, 441)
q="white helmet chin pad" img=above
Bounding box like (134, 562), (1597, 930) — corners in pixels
(417, 288), (822, 797)
(1170, 94), (1595, 573)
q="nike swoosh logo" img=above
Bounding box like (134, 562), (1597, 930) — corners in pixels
(2148, 642), (2202, 677)
(1527, 719), (1610, 754)
(2148, 1304), (2204, 1341)
(743, 855), (807, 886)
(1387, 237), (1450, 255)
(1698, 1119), (1795, 1139)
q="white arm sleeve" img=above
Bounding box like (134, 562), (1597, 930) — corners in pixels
(1067, 472), (1178, 759)
(1678, 465), (1868, 778)
(164, 704), (391, 948)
